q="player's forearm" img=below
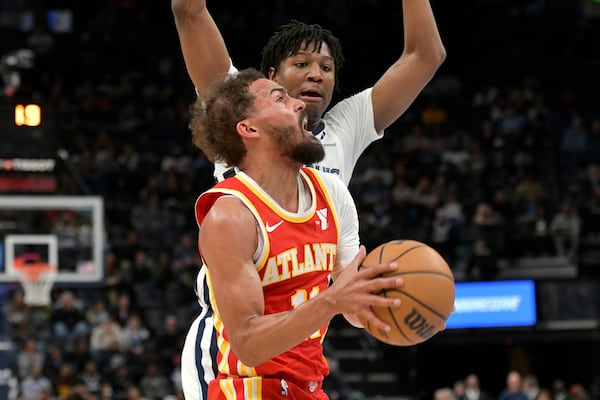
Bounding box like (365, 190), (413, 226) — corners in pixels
(401, 0), (446, 64)
(171, 0), (231, 92)
(228, 292), (339, 367)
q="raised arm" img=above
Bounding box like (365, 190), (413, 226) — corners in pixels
(371, 0), (446, 132)
(171, 0), (231, 92)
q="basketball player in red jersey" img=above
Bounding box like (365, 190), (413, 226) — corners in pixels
(189, 68), (404, 399)
(173, 3), (446, 397)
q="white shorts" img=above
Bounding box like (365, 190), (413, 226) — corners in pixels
(180, 267), (218, 400)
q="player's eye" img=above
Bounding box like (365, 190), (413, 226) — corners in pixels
(276, 96), (285, 103)
(294, 62), (307, 68)
(322, 65), (333, 73)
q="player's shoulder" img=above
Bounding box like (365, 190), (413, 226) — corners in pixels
(324, 87), (373, 115)
(304, 167), (347, 196)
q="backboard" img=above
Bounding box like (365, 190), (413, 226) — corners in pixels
(0, 196), (103, 283)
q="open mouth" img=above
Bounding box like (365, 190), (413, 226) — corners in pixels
(298, 114), (309, 134)
(300, 91), (322, 100)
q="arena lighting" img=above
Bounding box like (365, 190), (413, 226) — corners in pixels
(445, 280), (537, 329)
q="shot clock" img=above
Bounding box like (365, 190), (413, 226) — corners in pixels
(0, 100), (57, 193)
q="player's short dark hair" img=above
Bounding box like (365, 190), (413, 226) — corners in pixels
(260, 20), (345, 89)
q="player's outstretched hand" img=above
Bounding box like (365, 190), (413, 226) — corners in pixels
(328, 245), (403, 333)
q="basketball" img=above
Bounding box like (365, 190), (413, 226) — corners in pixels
(358, 240), (455, 346)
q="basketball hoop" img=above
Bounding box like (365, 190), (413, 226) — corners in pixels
(12, 253), (57, 307)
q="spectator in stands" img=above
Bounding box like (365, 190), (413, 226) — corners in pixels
(560, 116), (588, 156)
(582, 186), (600, 237)
(3, 290), (32, 342)
(130, 192), (165, 252)
(412, 175), (441, 222)
(435, 387), (456, 400)
(110, 292), (137, 328)
(100, 382), (116, 400)
(550, 202), (581, 261)
(103, 252), (130, 291)
(17, 338), (45, 380)
(552, 380), (568, 400)
(467, 239), (498, 280)
(129, 250), (156, 287)
(68, 382), (98, 400)
(54, 362), (77, 399)
(42, 345), (65, 383)
(139, 363), (170, 399)
(566, 383), (589, 400)
(51, 290), (91, 350)
(465, 373), (493, 400)
(536, 389), (553, 400)
(154, 314), (185, 367)
(111, 365), (135, 400)
(171, 233), (202, 274)
(514, 171), (547, 206)
(125, 385), (149, 400)
(89, 314), (126, 369)
(19, 365), (53, 400)
(531, 206), (552, 257)
(430, 208), (459, 267)
(85, 298), (111, 328)
(78, 360), (102, 397)
(454, 380), (467, 400)
(586, 119), (600, 163)
(523, 374), (541, 400)
(581, 164), (600, 200)
(498, 371), (528, 400)
(580, 164), (600, 233)
(469, 202), (504, 278)
(66, 338), (92, 373)
(122, 314), (150, 358)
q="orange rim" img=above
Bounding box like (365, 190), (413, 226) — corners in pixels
(13, 253), (56, 282)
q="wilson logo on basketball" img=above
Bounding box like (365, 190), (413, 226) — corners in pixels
(404, 308), (435, 339)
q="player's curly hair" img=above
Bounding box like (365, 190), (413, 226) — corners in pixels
(189, 68), (264, 167)
(260, 20), (345, 89)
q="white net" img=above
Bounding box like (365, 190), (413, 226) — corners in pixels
(14, 264), (57, 307)
(4, 234), (59, 307)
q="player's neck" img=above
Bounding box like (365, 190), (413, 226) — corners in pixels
(245, 166), (301, 212)
(308, 119), (324, 134)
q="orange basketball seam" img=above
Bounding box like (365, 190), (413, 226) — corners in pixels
(366, 305), (414, 346)
(378, 243), (425, 264)
(382, 288), (451, 321)
(385, 270), (454, 281)
(361, 269), (454, 281)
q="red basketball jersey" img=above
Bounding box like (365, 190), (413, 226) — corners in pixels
(195, 167), (340, 399)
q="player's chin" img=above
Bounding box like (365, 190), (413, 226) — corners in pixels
(304, 104), (325, 124)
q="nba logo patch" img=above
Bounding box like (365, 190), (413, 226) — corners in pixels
(280, 379), (288, 396)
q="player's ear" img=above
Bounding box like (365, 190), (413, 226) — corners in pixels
(237, 120), (259, 138)
(267, 67), (277, 81)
